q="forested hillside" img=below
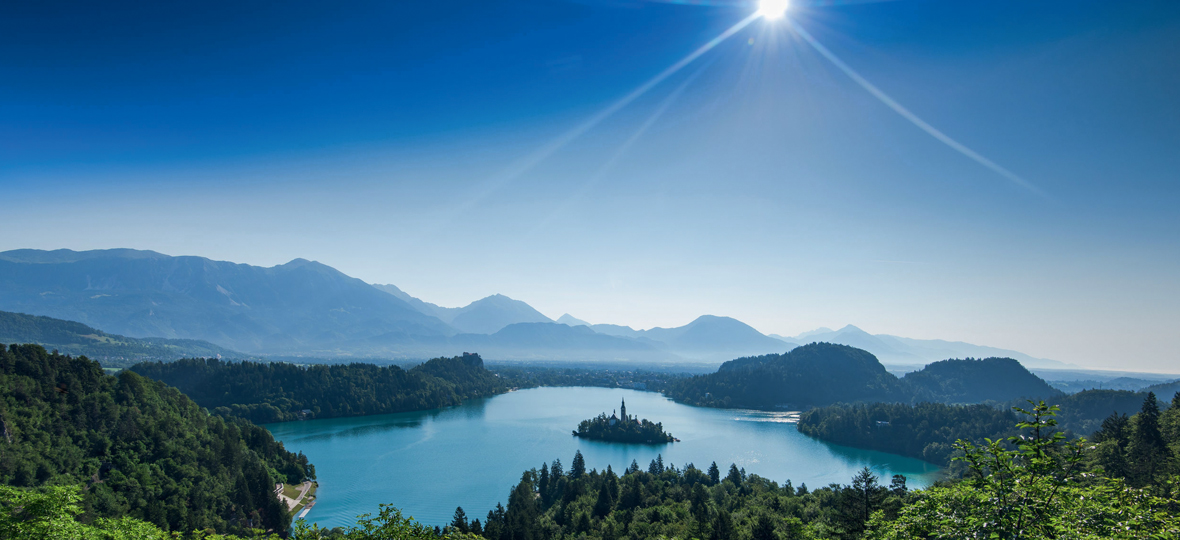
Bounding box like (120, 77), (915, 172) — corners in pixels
(796, 389), (1172, 466)
(901, 357), (1059, 403)
(0, 344), (311, 536)
(797, 403), (1019, 466)
(668, 344), (1065, 410)
(0, 310), (239, 367)
(130, 353), (505, 424)
(665, 343), (905, 409)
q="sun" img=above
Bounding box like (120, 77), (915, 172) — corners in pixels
(757, 0), (790, 20)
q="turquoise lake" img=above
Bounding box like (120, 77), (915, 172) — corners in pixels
(265, 387), (941, 528)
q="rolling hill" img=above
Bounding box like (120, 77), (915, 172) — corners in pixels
(0, 310), (240, 367)
(668, 343), (1064, 410)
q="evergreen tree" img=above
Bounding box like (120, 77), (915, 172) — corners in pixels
(1127, 392), (1169, 486)
(571, 451), (586, 479)
(593, 481), (614, 517)
(752, 514), (777, 540)
(451, 506), (469, 533)
(708, 461), (721, 485)
(726, 464), (742, 485)
(711, 509), (735, 540)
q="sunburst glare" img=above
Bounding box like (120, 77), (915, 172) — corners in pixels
(758, 0), (790, 20)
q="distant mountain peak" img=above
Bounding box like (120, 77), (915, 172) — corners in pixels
(557, 314), (591, 327)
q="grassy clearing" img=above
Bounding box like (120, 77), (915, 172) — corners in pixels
(291, 482), (318, 516)
(281, 483), (302, 500)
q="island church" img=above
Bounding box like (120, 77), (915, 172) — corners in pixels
(608, 398), (635, 426)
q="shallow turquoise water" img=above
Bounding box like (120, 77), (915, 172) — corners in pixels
(265, 387), (940, 528)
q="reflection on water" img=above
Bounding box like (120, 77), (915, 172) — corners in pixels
(732, 410), (800, 423)
(266, 387), (941, 529)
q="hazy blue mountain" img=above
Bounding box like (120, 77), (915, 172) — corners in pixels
(371, 283), (456, 320)
(901, 358), (1061, 403)
(450, 322), (677, 363)
(641, 315), (792, 360)
(579, 316), (790, 362)
(0, 249), (453, 353)
(767, 334), (800, 345)
(0, 310), (241, 367)
(373, 285), (552, 334)
(1143, 379), (1180, 399)
(794, 324), (1069, 369)
(790, 327), (834, 341)
(588, 323), (644, 339)
(556, 313), (591, 327)
(447, 294), (552, 334)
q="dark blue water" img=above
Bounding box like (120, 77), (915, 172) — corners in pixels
(266, 387), (940, 528)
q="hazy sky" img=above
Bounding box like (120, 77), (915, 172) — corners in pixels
(2, 0), (1178, 372)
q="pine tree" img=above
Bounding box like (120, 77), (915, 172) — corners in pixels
(451, 506), (468, 533)
(752, 514), (777, 540)
(571, 451), (586, 479)
(711, 509), (734, 540)
(708, 461), (720, 485)
(1127, 392), (1169, 486)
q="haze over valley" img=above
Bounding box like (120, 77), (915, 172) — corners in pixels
(1, 248), (1080, 370)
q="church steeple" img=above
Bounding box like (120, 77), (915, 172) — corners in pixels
(620, 398), (627, 422)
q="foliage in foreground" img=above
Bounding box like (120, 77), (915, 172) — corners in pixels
(0, 344), (310, 536)
(869, 401), (1180, 539)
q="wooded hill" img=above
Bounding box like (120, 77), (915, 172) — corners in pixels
(0, 310), (240, 368)
(0, 344), (311, 536)
(130, 352), (505, 424)
(665, 343), (1060, 409)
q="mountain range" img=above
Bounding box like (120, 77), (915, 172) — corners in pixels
(0, 248), (1067, 367)
(777, 324), (1068, 369)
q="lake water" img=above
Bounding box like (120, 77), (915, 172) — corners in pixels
(266, 387), (941, 528)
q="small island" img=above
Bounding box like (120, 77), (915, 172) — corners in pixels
(573, 398), (677, 444)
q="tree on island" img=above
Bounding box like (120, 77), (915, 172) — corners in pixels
(573, 398), (676, 444)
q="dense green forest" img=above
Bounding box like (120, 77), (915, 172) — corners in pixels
(797, 403), (1019, 466)
(796, 388), (1171, 466)
(0, 310), (240, 368)
(574, 401), (675, 444)
(668, 344), (1062, 410)
(666, 343), (905, 409)
(0, 344), (312, 536)
(130, 353), (504, 424)
(901, 357), (1059, 403)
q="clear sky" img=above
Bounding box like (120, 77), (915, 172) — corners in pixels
(2, 0), (1178, 372)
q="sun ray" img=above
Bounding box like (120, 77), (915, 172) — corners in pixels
(443, 12), (763, 223)
(529, 60), (715, 235)
(787, 18), (1045, 196)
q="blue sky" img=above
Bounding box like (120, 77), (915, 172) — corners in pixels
(2, 0), (1178, 371)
